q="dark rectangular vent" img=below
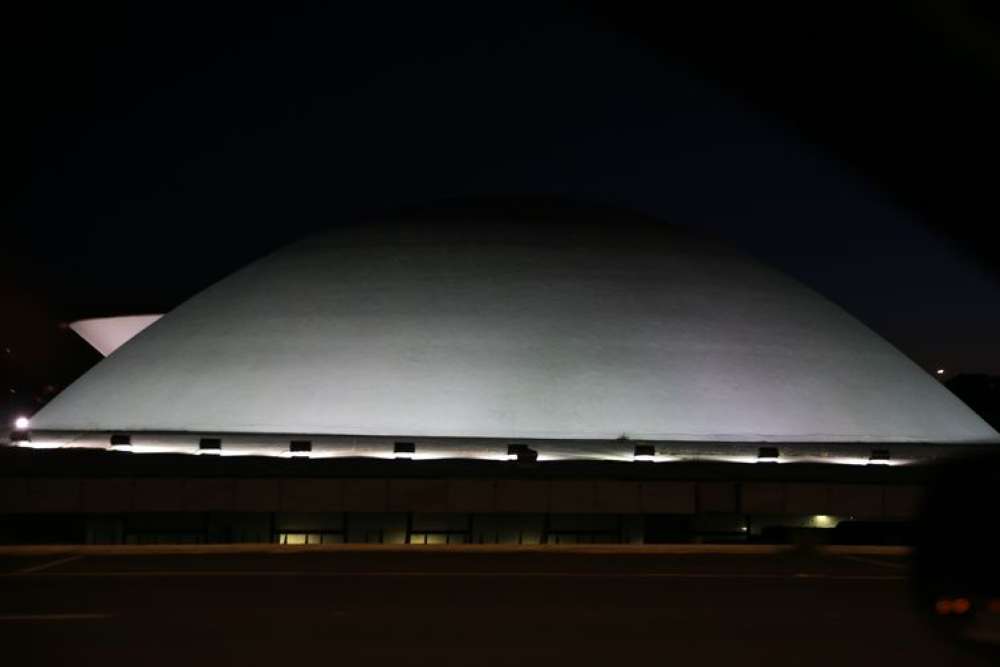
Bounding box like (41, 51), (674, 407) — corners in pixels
(633, 444), (655, 461)
(393, 442), (416, 458)
(870, 449), (891, 462)
(289, 440), (312, 453)
(507, 443), (527, 460)
(507, 443), (537, 463)
(757, 446), (780, 461)
(199, 438), (222, 451)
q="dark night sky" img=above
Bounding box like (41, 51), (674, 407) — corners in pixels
(3, 2), (1000, 420)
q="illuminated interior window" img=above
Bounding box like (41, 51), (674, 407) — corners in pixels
(810, 515), (839, 528)
(278, 532), (344, 545)
(409, 532), (467, 545)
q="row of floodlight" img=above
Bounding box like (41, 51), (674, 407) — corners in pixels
(106, 434), (423, 458)
(112, 436), (525, 461)
(12, 432), (892, 464)
(746, 446), (890, 464)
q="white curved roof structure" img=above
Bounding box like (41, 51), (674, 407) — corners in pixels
(28, 204), (999, 454)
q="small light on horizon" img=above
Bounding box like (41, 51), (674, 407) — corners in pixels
(936, 369), (945, 375)
(13, 416), (30, 430)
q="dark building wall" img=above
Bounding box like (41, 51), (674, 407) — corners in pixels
(0, 476), (924, 518)
(0, 449), (943, 545)
(0, 476), (924, 546)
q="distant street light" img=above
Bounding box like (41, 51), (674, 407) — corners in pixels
(13, 416), (30, 430)
(936, 369), (945, 375)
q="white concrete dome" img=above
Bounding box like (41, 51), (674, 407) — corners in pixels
(29, 202), (999, 447)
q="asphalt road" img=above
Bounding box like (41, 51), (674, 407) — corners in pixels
(0, 546), (991, 666)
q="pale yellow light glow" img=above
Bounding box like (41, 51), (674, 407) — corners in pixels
(811, 515), (838, 528)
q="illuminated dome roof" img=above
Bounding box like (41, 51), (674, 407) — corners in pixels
(30, 201), (999, 445)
